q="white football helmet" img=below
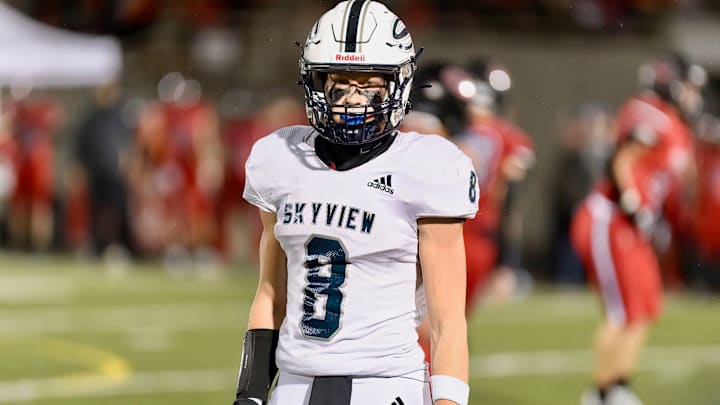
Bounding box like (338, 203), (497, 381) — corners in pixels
(299, 0), (417, 145)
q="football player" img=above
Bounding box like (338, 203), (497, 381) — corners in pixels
(460, 58), (535, 308)
(8, 93), (60, 251)
(130, 75), (222, 265)
(571, 53), (705, 405)
(232, 2), (477, 405)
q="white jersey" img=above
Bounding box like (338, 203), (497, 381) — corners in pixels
(243, 125), (478, 377)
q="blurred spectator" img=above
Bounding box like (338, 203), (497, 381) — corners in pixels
(550, 103), (615, 285)
(67, 81), (136, 258)
(130, 73), (223, 271)
(7, 92), (61, 251)
(217, 92), (305, 264)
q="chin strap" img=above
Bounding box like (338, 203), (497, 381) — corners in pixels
(315, 133), (396, 171)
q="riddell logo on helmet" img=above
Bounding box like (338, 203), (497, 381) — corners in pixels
(336, 53), (366, 62)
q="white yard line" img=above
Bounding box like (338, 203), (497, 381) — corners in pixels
(1, 345), (719, 402)
(0, 369), (234, 402)
(0, 303), (249, 335)
(0, 278), (75, 304)
(471, 345), (720, 379)
(0, 299), (594, 337)
(0, 271), (239, 304)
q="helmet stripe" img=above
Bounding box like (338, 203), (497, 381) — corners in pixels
(344, 0), (368, 53)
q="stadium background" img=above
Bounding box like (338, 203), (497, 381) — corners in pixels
(0, 1), (719, 404)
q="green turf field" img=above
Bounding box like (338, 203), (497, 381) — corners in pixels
(0, 254), (718, 405)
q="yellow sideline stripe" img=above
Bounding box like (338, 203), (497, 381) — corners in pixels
(2, 337), (132, 398)
(38, 337), (132, 385)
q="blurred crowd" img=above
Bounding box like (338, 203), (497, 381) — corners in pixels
(0, 73), (305, 272)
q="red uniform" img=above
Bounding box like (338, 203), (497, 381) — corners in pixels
(571, 93), (693, 325)
(689, 140), (720, 258)
(132, 100), (219, 253)
(458, 116), (534, 308)
(160, 101), (217, 224)
(215, 117), (265, 257)
(10, 99), (59, 208)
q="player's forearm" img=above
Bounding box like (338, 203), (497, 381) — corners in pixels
(430, 316), (469, 382)
(247, 291), (282, 330)
(257, 271), (287, 326)
(430, 323), (470, 405)
(247, 273), (287, 329)
(610, 142), (645, 199)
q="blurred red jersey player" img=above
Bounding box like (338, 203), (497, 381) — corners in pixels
(131, 75), (222, 261)
(571, 54), (704, 405)
(457, 58), (535, 309)
(458, 114), (534, 308)
(8, 95), (61, 251)
(403, 59), (534, 365)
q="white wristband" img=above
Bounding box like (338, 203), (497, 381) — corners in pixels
(619, 188), (641, 215)
(430, 374), (469, 405)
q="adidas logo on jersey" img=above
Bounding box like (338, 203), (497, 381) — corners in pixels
(391, 397), (405, 405)
(367, 175), (394, 194)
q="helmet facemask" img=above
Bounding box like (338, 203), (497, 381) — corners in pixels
(301, 61), (415, 145)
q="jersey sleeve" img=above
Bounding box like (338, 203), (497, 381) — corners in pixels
(242, 135), (278, 213)
(409, 136), (479, 219)
(616, 97), (670, 147)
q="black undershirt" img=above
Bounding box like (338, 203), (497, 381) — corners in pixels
(315, 133), (396, 171)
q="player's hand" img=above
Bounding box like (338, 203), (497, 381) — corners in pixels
(632, 206), (657, 240)
(233, 398), (263, 405)
(619, 189), (656, 239)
